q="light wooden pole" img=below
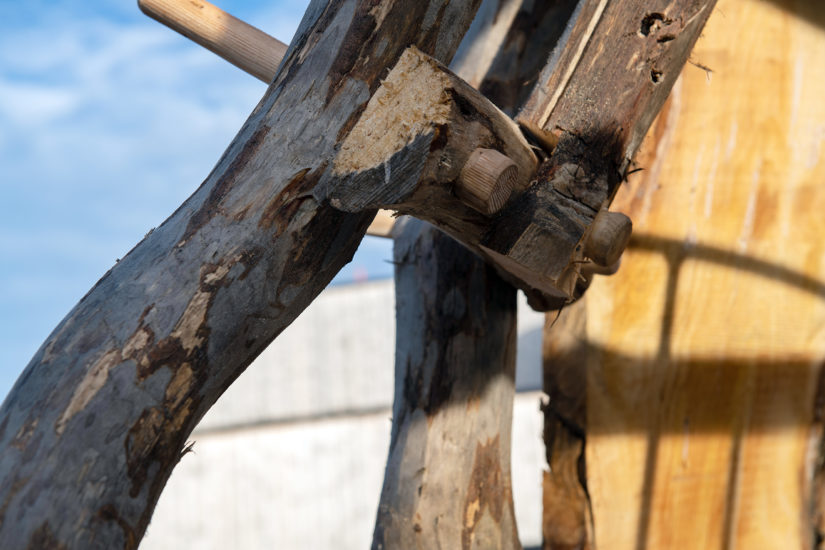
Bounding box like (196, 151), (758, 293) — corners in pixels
(138, 0), (287, 83)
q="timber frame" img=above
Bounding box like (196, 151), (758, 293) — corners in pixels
(0, 0), (715, 548)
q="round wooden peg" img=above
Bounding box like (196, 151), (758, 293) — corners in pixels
(456, 148), (518, 215)
(584, 209), (632, 267)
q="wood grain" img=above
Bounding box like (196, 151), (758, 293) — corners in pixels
(373, 218), (520, 550)
(138, 0), (288, 83)
(581, 0), (825, 547)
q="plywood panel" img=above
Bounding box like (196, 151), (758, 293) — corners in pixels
(583, 0), (825, 548)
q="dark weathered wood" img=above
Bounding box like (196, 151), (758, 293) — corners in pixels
(477, 0), (580, 116)
(0, 1), (485, 548)
(541, 298), (592, 550)
(519, 0), (716, 163)
(372, 218), (520, 550)
(480, 0), (717, 309)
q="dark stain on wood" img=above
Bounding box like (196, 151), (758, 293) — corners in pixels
(542, 299), (593, 549)
(336, 101), (369, 143)
(258, 165), (324, 236)
(429, 123), (450, 153)
(326, 8), (377, 104)
(96, 504), (137, 550)
(181, 123), (271, 243)
(11, 419), (39, 451)
(26, 522), (67, 550)
(462, 435), (507, 550)
(237, 248), (263, 281)
(0, 476), (28, 529)
(142, 337), (184, 380)
(810, 360), (825, 548)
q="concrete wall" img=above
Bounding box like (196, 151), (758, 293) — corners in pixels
(141, 279), (547, 549)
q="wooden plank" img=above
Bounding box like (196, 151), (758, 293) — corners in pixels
(579, 0), (825, 547)
(0, 1), (485, 548)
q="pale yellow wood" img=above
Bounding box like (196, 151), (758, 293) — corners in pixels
(584, 0), (825, 548)
(366, 209), (397, 238)
(138, 0), (287, 83)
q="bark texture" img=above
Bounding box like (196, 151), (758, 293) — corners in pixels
(372, 218), (520, 550)
(0, 1), (484, 548)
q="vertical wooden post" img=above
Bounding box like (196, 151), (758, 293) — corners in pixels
(373, 218), (521, 550)
(548, 0), (825, 548)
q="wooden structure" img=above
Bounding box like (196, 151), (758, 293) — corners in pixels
(542, 0), (825, 548)
(14, 0), (825, 548)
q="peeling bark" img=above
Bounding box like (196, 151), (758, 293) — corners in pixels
(0, 1), (484, 547)
(372, 218), (521, 550)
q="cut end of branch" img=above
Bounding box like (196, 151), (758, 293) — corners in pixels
(457, 148), (518, 214)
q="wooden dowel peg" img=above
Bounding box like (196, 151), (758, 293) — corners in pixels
(584, 209), (632, 267)
(138, 0), (287, 83)
(456, 148), (519, 214)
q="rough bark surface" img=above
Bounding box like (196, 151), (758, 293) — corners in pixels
(0, 1), (484, 548)
(372, 218), (520, 550)
(487, 0), (718, 312)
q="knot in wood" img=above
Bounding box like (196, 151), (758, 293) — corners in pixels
(457, 148), (518, 215)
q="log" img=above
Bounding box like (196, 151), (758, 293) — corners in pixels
(371, 7), (532, 547)
(559, 0), (825, 547)
(0, 1), (484, 547)
(372, 218), (520, 550)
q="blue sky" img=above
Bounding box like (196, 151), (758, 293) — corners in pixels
(0, 1), (393, 400)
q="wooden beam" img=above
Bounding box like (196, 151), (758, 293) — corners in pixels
(0, 1), (484, 547)
(552, 0), (825, 547)
(523, 0), (715, 546)
(371, 7), (534, 546)
(373, 218), (520, 549)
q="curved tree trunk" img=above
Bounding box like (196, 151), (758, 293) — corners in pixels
(372, 218), (521, 550)
(0, 1), (483, 547)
